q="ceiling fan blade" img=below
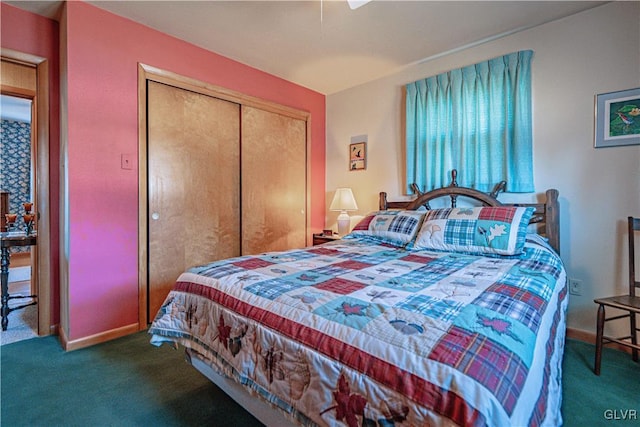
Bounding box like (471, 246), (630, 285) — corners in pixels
(347, 0), (372, 10)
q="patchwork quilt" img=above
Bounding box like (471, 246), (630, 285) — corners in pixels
(149, 234), (567, 427)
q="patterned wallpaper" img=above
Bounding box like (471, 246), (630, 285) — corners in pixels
(1, 118), (32, 235)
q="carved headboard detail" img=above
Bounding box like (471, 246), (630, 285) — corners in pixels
(379, 170), (560, 254)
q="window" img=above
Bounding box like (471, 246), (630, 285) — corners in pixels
(405, 50), (533, 193)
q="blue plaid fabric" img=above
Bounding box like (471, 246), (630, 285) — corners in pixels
(195, 263), (245, 279)
(311, 264), (354, 277)
(443, 220), (477, 245)
(245, 278), (304, 300)
(426, 208), (453, 219)
(388, 215), (420, 235)
(475, 289), (542, 332)
(397, 294), (464, 321)
(519, 248), (563, 279)
(351, 253), (396, 264)
(347, 211), (426, 247)
(501, 271), (554, 301)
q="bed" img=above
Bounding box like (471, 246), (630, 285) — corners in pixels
(149, 173), (567, 427)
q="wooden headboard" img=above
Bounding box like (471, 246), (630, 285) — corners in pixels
(379, 170), (560, 254)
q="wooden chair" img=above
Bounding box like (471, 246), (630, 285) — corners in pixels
(594, 217), (640, 375)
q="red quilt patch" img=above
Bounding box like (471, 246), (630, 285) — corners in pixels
(315, 278), (367, 294)
(232, 258), (274, 269)
(332, 260), (372, 270)
(401, 254), (437, 264)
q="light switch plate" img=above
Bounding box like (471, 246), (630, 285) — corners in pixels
(121, 153), (133, 170)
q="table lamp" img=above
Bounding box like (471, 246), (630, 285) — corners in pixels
(330, 188), (358, 236)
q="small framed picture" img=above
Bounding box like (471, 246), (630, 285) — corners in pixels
(594, 87), (640, 148)
(350, 136), (367, 171)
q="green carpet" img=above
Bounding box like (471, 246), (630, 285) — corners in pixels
(1, 331), (262, 426)
(1, 332), (638, 426)
(561, 339), (639, 426)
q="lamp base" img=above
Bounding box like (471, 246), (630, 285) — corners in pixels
(336, 211), (351, 236)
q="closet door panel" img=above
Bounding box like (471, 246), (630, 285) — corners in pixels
(147, 81), (240, 321)
(241, 106), (306, 254)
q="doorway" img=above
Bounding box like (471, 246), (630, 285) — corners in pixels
(1, 50), (52, 337)
(1, 94), (37, 342)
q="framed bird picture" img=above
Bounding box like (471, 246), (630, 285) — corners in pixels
(594, 87), (640, 148)
(349, 138), (367, 170)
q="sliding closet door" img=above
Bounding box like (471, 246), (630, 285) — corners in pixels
(147, 81), (240, 321)
(241, 106), (307, 254)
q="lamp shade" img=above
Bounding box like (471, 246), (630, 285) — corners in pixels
(329, 188), (358, 212)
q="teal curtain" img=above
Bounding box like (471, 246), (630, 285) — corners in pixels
(406, 50), (533, 193)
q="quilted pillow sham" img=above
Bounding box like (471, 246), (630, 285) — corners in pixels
(412, 206), (535, 256)
(346, 210), (426, 246)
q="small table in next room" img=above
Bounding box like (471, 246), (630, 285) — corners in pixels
(1, 232), (37, 331)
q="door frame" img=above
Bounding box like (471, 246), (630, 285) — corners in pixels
(137, 63), (311, 328)
(1, 49), (52, 336)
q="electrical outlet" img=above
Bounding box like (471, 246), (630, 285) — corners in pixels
(569, 278), (582, 296)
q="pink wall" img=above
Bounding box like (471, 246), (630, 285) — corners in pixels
(1, 3), (61, 326)
(63, 2), (326, 340)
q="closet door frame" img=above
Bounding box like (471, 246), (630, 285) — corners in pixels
(137, 63), (311, 328)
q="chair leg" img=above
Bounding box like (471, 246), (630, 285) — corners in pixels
(631, 312), (638, 363)
(595, 304), (605, 375)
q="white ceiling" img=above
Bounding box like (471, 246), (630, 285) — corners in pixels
(6, 1), (607, 94)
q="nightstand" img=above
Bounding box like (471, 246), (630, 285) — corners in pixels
(312, 233), (341, 246)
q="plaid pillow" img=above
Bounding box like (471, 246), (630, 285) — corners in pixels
(346, 210), (426, 246)
(412, 206), (535, 256)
